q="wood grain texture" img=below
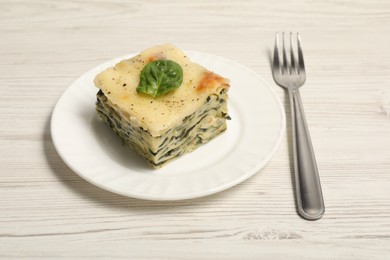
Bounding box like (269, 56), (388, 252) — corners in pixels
(1, 0), (390, 259)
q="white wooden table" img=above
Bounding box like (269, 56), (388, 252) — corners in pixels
(1, 0), (390, 259)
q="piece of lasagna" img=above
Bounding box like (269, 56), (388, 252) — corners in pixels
(94, 44), (230, 168)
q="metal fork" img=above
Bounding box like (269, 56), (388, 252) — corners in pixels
(273, 32), (325, 220)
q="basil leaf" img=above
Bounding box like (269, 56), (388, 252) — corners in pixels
(136, 60), (183, 98)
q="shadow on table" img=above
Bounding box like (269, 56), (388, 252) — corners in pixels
(43, 113), (234, 211)
(267, 47), (299, 216)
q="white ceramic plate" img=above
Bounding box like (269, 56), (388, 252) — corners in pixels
(51, 51), (285, 201)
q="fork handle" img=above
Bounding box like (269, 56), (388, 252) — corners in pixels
(289, 88), (325, 220)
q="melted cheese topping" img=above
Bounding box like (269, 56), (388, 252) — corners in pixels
(94, 44), (229, 137)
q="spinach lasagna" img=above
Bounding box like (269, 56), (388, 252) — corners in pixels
(94, 44), (230, 168)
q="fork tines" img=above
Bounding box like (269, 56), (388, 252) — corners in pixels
(273, 32), (305, 78)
